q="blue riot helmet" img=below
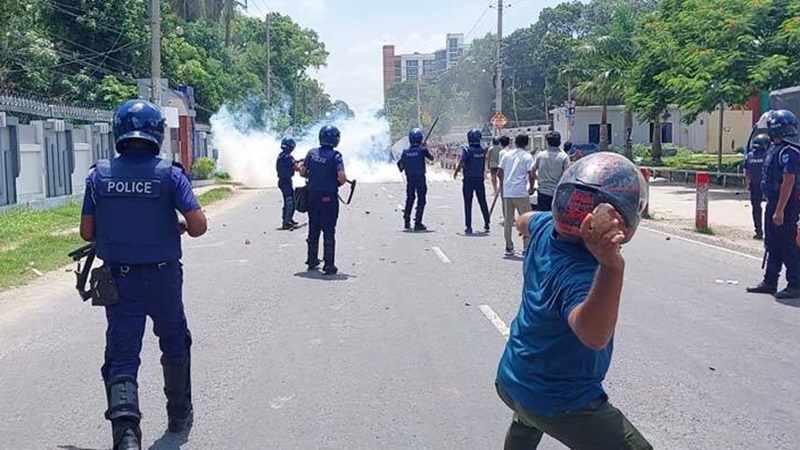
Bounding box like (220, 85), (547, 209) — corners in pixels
(751, 133), (771, 152)
(319, 125), (341, 148)
(281, 137), (296, 152)
(409, 128), (424, 146)
(112, 99), (166, 154)
(766, 109), (798, 143)
(467, 129), (482, 145)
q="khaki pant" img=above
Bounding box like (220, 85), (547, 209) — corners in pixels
(504, 197), (532, 252)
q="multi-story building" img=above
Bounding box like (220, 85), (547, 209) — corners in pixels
(382, 33), (467, 107)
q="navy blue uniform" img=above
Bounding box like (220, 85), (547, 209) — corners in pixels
(460, 144), (491, 231)
(401, 144), (433, 226)
(276, 151), (296, 227)
(760, 142), (800, 289)
(745, 148), (767, 235)
(82, 151), (200, 384)
(304, 146), (344, 271)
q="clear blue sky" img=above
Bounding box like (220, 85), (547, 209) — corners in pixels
(247, 0), (566, 114)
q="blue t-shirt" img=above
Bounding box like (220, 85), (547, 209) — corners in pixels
(81, 158), (200, 217)
(496, 212), (610, 416)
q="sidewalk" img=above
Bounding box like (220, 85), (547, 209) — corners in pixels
(645, 178), (765, 254)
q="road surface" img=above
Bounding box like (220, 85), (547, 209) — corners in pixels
(0, 178), (798, 449)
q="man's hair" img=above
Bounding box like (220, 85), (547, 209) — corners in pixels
(545, 131), (561, 147)
(499, 135), (511, 147)
(563, 141), (573, 152)
(514, 134), (530, 149)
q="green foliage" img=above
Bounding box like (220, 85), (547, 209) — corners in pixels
(197, 187), (233, 205)
(192, 157), (216, 180)
(0, 2), (335, 128)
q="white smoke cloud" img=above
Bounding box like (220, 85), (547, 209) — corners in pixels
(210, 106), (450, 188)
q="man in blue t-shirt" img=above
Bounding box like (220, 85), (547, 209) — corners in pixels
(495, 152), (651, 449)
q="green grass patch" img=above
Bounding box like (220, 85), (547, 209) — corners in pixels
(198, 187), (233, 205)
(695, 227), (715, 235)
(0, 201), (81, 245)
(0, 233), (84, 290)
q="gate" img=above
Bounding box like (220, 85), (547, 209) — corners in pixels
(91, 123), (113, 162)
(0, 113), (20, 206)
(43, 120), (74, 198)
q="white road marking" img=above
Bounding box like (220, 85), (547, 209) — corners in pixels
(640, 226), (760, 262)
(431, 246), (451, 263)
(479, 305), (510, 340)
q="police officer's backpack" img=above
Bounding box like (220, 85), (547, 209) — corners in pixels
(294, 185), (308, 213)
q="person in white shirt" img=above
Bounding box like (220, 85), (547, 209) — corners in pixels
(498, 134), (535, 255)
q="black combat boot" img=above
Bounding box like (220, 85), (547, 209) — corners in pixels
(162, 355), (194, 433)
(404, 217), (411, 230)
(105, 375), (142, 450)
(306, 238), (320, 270)
(322, 240), (338, 275)
(775, 286), (800, 300)
(414, 222), (427, 232)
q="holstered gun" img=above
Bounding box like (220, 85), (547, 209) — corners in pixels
(68, 243), (119, 306)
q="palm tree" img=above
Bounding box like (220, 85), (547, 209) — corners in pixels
(574, 70), (615, 152)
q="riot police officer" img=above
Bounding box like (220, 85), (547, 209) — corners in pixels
(276, 137), (299, 229)
(744, 134), (770, 240)
(79, 99), (207, 450)
(747, 110), (800, 300)
(454, 128), (491, 234)
(300, 125), (348, 275)
(399, 128), (434, 231)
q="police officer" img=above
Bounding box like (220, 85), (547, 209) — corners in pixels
(79, 99), (207, 450)
(744, 133), (770, 240)
(300, 125), (348, 275)
(399, 128), (434, 231)
(747, 110), (800, 300)
(276, 137), (299, 229)
(454, 128), (491, 234)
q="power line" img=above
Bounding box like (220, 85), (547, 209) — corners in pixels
(465, 4), (493, 41)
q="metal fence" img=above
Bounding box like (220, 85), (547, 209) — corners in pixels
(0, 91), (113, 122)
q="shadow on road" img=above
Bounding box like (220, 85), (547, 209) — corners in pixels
(775, 297), (800, 308)
(293, 271), (356, 281)
(503, 254), (525, 262)
(400, 229), (436, 234)
(148, 429), (190, 450)
(456, 232), (491, 238)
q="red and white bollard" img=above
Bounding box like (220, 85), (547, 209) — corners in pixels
(639, 167), (650, 217)
(696, 172), (710, 232)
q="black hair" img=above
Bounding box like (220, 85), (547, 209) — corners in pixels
(514, 134), (530, 148)
(499, 135), (511, 147)
(563, 141), (572, 152)
(545, 131), (561, 147)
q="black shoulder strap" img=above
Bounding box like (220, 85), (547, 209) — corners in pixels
(171, 160), (187, 176)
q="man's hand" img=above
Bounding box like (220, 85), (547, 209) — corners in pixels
(178, 219), (188, 235)
(580, 204), (626, 270)
(516, 212), (534, 238)
(528, 186), (535, 196)
(774, 210), (785, 226)
(453, 171), (458, 180)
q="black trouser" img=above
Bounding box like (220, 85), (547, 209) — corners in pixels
(279, 178), (295, 226)
(537, 193), (554, 212)
(404, 174), (427, 224)
(763, 195), (800, 289)
(307, 191), (340, 268)
(750, 187), (764, 234)
(463, 176), (490, 229)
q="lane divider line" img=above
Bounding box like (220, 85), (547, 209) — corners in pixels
(640, 226), (760, 262)
(432, 246), (451, 263)
(479, 305), (510, 340)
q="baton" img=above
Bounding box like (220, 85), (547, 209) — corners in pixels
(489, 189), (500, 217)
(762, 250), (768, 270)
(339, 179), (357, 205)
(422, 116), (440, 146)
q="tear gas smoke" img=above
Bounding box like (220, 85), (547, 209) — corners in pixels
(211, 105), (450, 188)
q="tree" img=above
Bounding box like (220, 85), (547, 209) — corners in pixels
(331, 100), (354, 119)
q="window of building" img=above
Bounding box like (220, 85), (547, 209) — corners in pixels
(649, 122), (674, 143)
(406, 60), (419, 67)
(407, 67), (419, 78)
(588, 124), (613, 145)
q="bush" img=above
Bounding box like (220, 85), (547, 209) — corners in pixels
(215, 171), (231, 180)
(192, 157), (216, 180)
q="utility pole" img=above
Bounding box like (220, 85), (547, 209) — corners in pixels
(416, 72), (422, 128)
(265, 13), (271, 106)
(150, 0), (162, 106)
(494, 0), (503, 117)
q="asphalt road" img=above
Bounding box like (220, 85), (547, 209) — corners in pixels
(0, 177), (799, 450)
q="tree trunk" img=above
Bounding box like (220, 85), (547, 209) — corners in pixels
(599, 99), (609, 152)
(717, 103), (724, 173)
(223, 0), (234, 47)
(652, 114), (663, 165)
(623, 107), (633, 160)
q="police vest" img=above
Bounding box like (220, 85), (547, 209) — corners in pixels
(402, 145), (427, 176)
(276, 151), (294, 180)
(306, 147), (340, 193)
(464, 144), (487, 178)
(746, 150), (766, 187)
(93, 157), (182, 264)
(762, 143), (800, 196)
